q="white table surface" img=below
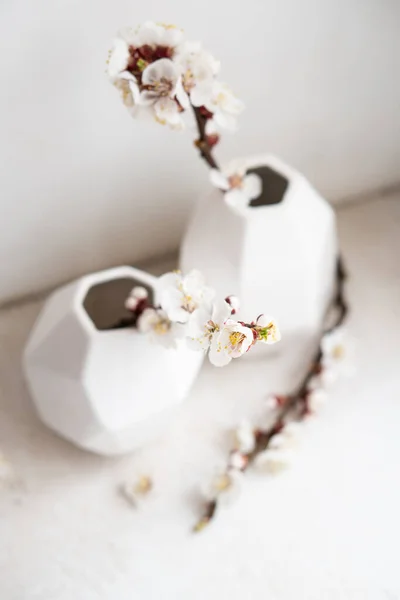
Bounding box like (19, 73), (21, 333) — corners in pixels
(1, 192), (400, 600)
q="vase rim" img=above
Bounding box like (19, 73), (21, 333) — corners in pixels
(74, 266), (157, 334)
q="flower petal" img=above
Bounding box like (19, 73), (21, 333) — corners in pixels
(175, 77), (190, 109)
(154, 98), (183, 129)
(158, 24), (184, 47)
(208, 332), (232, 367)
(118, 27), (138, 46)
(141, 58), (179, 87)
(242, 173), (262, 200)
(210, 169), (230, 191)
(136, 21), (161, 46)
(182, 269), (205, 294)
(107, 39), (130, 80)
(187, 307), (212, 340)
(190, 81), (215, 107)
(137, 308), (158, 333)
(254, 449), (291, 474)
(234, 420), (256, 453)
(212, 299), (232, 325)
(158, 271), (180, 292)
(160, 287), (189, 323)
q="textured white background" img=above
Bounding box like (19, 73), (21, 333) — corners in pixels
(1, 0), (400, 303)
(1, 193), (400, 599)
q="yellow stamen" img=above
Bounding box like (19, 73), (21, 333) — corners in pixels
(134, 476), (153, 495)
(156, 22), (179, 30)
(332, 344), (345, 359)
(229, 331), (245, 347)
(214, 473), (231, 492)
(154, 320), (170, 335)
(228, 174), (243, 189)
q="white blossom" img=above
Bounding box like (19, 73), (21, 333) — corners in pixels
(137, 307), (184, 348)
(228, 451), (248, 470)
(307, 388), (328, 412)
(188, 298), (255, 366)
(113, 73), (141, 110)
(203, 468), (243, 505)
(120, 475), (153, 508)
(132, 21), (184, 49)
(140, 59), (188, 128)
(199, 81), (244, 130)
(125, 286), (149, 311)
(225, 295), (240, 314)
(233, 420), (256, 454)
(281, 421), (304, 440)
(265, 395), (279, 410)
(209, 319), (254, 367)
(254, 449), (292, 474)
(174, 41), (220, 105)
(321, 327), (354, 383)
(210, 167), (262, 211)
(158, 270), (214, 324)
(322, 327), (347, 362)
(107, 37), (131, 82)
(255, 314), (281, 344)
(187, 298), (232, 351)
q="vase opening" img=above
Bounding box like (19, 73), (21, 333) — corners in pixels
(83, 277), (154, 331)
(247, 166), (289, 207)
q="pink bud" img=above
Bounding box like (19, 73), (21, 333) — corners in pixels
(125, 296), (139, 311)
(225, 295), (240, 314)
(131, 286), (148, 300)
(265, 395), (279, 410)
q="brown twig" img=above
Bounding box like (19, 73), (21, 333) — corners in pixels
(192, 106), (220, 170)
(194, 255), (349, 531)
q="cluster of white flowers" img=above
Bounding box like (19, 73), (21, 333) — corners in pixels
(107, 22), (264, 212)
(202, 419), (301, 507)
(127, 269), (280, 367)
(201, 327), (352, 509)
(107, 21), (243, 131)
(306, 326), (352, 412)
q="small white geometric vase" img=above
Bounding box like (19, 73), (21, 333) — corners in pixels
(181, 155), (337, 356)
(23, 266), (204, 455)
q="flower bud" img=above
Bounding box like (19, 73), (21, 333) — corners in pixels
(225, 295), (240, 314)
(256, 314), (272, 327)
(131, 286), (149, 300)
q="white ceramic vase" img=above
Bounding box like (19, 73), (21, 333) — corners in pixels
(23, 266), (204, 455)
(181, 155), (337, 356)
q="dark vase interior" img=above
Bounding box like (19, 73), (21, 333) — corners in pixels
(83, 277), (154, 331)
(247, 166), (289, 207)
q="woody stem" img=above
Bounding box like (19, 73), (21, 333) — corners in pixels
(192, 105), (220, 170)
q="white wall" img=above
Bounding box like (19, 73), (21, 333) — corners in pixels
(1, 0), (400, 303)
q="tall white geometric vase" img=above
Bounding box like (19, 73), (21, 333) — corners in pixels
(180, 155), (338, 359)
(23, 266), (204, 455)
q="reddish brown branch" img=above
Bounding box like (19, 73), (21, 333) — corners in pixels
(192, 106), (220, 170)
(194, 255), (349, 531)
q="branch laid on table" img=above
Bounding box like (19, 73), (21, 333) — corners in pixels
(194, 257), (349, 532)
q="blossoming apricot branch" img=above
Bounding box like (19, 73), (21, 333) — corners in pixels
(120, 270), (280, 367)
(107, 21), (262, 210)
(194, 258), (349, 530)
